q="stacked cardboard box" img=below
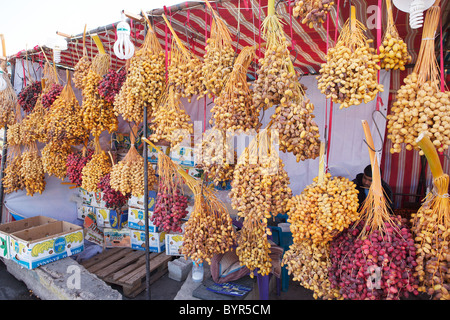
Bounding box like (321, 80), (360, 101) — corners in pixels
(166, 143), (198, 257)
(77, 188), (169, 253)
(127, 192), (158, 232)
(77, 188), (128, 230)
(77, 188), (129, 249)
(76, 142), (200, 253)
(162, 196), (194, 257)
(127, 192), (166, 253)
(165, 224), (186, 256)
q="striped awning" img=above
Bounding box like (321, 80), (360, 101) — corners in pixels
(9, 0), (449, 76)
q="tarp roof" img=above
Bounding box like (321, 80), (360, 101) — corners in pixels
(9, 0), (450, 76)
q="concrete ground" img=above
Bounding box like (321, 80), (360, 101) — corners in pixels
(0, 257), (433, 301)
(0, 256), (303, 300)
(0, 257), (183, 300)
(0, 255), (318, 300)
(0, 256), (190, 300)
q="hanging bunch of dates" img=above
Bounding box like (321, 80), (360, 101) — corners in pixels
(293, 0), (335, 28)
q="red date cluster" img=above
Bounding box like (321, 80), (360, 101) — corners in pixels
(329, 217), (419, 300)
(97, 173), (130, 209)
(98, 68), (126, 103)
(18, 81), (42, 113)
(41, 83), (63, 109)
(152, 182), (189, 233)
(66, 149), (94, 187)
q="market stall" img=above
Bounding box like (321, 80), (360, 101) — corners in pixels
(0, 0), (448, 300)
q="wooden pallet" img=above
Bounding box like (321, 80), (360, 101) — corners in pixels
(81, 247), (173, 298)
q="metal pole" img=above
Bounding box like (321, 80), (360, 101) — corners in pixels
(144, 105), (150, 300)
(0, 61), (14, 222)
(142, 21), (150, 300)
(0, 127), (8, 223)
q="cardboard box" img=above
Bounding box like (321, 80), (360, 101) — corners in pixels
(171, 145), (195, 167)
(213, 179), (232, 191)
(148, 145), (170, 164)
(77, 203), (95, 221)
(130, 230), (166, 253)
(127, 208), (158, 232)
(165, 233), (184, 256)
(0, 216), (57, 260)
(179, 165), (202, 179)
(9, 221), (84, 269)
(108, 209), (128, 229)
(83, 212), (104, 246)
(96, 207), (128, 229)
(78, 188), (93, 204)
(91, 191), (107, 208)
(104, 228), (131, 248)
(128, 190), (157, 210)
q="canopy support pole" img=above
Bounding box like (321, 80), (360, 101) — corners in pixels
(142, 22), (151, 300)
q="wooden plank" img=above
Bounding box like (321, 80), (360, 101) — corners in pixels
(96, 251), (144, 279)
(123, 10), (144, 22)
(56, 31), (72, 38)
(95, 250), (145, 279)
(149, 265), (168, 285)
(86, 249), (131, 274)
(111, 253), (155, 282)
(82, 248), (173, 298)
(123, 283), (144, 298)
(121, 266), (169, 298)
(120, 253), (171, 285)
(120, 263), (147, 285)
(149, 253), (172, 272)
(81, 248), (124, 269)
(112, 252), (169, 284)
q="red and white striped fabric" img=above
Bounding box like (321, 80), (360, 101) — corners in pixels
(13, 0), (448, 74)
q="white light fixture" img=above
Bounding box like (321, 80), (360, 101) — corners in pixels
(113, 13), (135, 60)
(393, 0), (435, 29)
(45, 36), (68, 63)
(409, 0), (426, 28)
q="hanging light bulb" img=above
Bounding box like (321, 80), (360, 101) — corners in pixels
(45, 36), (68, 64)
(53, 50), (62, 63)
(409, 0), (425, 29)
(392, 0), (435, 30)
(114, 13), (135, 60)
